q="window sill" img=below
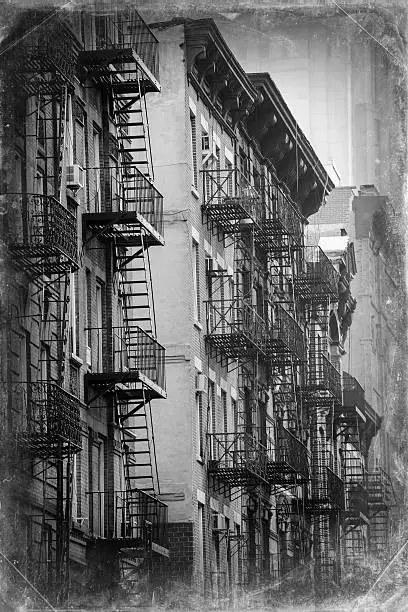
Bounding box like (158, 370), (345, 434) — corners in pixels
(70, 354), (83, 367)
(191, 186), (200, 200)
(196, 455), (204, 465)
(194, 320), (203, 331)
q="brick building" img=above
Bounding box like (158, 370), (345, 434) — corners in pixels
(0, 5), (169, 608)
(311, 185), (400, 560)
(0, 6), (395, 609)
(147, 17), (373, 599)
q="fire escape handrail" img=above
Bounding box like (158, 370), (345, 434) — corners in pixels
(81, 9), (159, 81)
(201, 167), (263, 227)
(296, 245), (339, 299)
(306, 352), (342, 403)
(205, 298), (268, 352)
(271, 305), (306, 363)
(261, 176), (304, 245)
(5, 381), (82, 452)
(4, 192), (78, 268)
(86, 487), (168, 547)
(85, 165), (164, 238)
(86, 325), (166, 392)
(267, 424), (310, 481)
(207, 431), (267, 469)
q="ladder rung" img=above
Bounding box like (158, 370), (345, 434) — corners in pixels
(116, 122), (144, 127)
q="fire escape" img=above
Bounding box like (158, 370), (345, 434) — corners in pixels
(202, 165), (270, 588)
(367, 467), (393, 556)
(259, 175), (312, 580)
(295, 246), (344, 593)
(1, 14), (82, 602)
(79, 8), (168, 583)
(337, 373), (369, 564)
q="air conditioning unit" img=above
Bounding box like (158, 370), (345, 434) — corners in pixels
(205, 257), (218, 275)
(85, 346), (92, 367)
(213, 512), (226, 531)
(67, 164), (84, 191)
(195, 373), (207, 393)
(202, 134), (210, 153)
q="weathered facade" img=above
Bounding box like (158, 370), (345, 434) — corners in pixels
(147, 17), (366, 600)
(0, 6), (169, 608)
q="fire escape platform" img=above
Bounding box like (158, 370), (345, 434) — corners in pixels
(206, 333), (265, 360)
(85, 372), (166, 402)
(83, 211), (164, 247)
(78, 49), (161, 93)
(203, 198), (262, 235)
(88, 536), (169, 558)
(207, 463), (267, 487)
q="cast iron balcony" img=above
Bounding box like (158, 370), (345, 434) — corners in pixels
(83, 166), (164, 246)
(8, 381), (82, 457)
(342, 372), (365, 412)
(346, 482), (369, 523)
(4, 193), (78, 276)
(3, 16), (78, 95)
(205, 299), (268, 360)
(267, 305), (306, 365)
(308, 467), (345, 514)
(261, 177), (304, 247)
(267, 425), (310, 484)
(367, 468), (393, 510)
(207, 431), (267, 487)
(202, 168), (264, 235)
(78, 9), (160, 92)
(87, 488), (168, 557)
(84, 326), (166, 401)
(303, 353), (342, 405)
(295, 246), (339, 301)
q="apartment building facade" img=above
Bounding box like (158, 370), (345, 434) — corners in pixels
(147, 17), (369, 599)
(0, 6), (169, 608)
(311, 185), (399, 563)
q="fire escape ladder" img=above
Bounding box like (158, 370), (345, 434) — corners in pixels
(112, 74), (153, 180)
(118, 389), (157, 496)
(117, 232), (156, 337)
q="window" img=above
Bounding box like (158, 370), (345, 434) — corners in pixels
(93, 128), (101, 212)
(95, 280), (104, 372)
(190, 112), (198, 189)
(70, 271), (79, 357)
(231, 398), (237, 434)
(196, 391), (203, 458)
(208, 381), (215, 437)
(85, 269), (92, 364)
(192, 240), (201, 322)
(222, 389), (228, 434)
(198, 503), (205, 578)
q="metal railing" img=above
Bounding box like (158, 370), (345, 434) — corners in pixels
(307, 353), (342, 403)
(269, 305), (306, 363)
(5, 193), (78, 270)
(6, 381), (81, 453)
(207, 431), (267, 485)
(86, 488), (168, 549)
(86, 326), (166, 393)
(295, 246), (339, 300)
(367, 468), (393, 508)
(8, 17), (77, 89)
(267, 424), (310, 482)
(327, 467), (345, 511)
(262, 177), (304, 245)
(86, 166), (164, 238)
(346, 482), (369, 517)
(202, 168), (264, 230)
(342, 372), (365, 412)
(206, 299), (268, 357)
(82, 9), (159, 81)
